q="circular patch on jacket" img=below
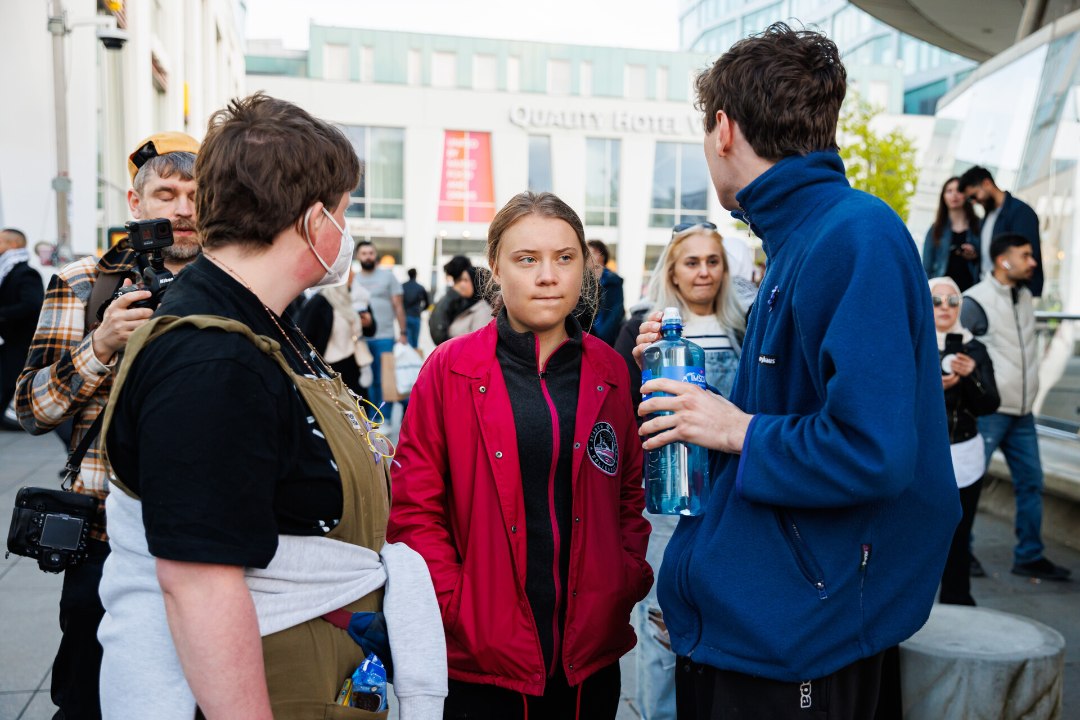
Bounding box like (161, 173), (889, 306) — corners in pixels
(588, 422), (619, 476)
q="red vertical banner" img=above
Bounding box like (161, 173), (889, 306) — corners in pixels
(438, 131), (495, 223)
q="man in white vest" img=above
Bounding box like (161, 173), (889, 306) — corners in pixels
(962, 233), (1071, 581)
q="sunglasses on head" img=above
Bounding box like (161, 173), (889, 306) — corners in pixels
(932, 294), (961, 308)
(672, 221), (717, 235)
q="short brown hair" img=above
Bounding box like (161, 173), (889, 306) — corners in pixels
(196, 93), (361, 250)
(695, 22), (846, 161)
(586, 239), (609, 265)
(485, 191), (598, 319)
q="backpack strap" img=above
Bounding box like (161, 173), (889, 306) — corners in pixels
(101, 315), (291, 498)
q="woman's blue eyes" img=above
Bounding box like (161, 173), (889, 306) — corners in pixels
(516, 255), (575, 264)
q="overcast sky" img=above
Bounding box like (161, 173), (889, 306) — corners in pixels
(245, 0), (682, 52)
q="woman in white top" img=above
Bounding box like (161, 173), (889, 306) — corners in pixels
(613, 221), (750, 720)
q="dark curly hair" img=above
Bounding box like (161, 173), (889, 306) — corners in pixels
(695, 22), (846, 160)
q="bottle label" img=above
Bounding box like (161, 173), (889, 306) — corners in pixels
(642, 366), (707, 402)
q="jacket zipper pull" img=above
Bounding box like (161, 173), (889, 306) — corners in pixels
(860, 544), (872, 572)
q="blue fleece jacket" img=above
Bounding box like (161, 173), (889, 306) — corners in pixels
(657, 151), (960, 681)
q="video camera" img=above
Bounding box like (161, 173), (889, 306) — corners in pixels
(97, 218), (177, 321)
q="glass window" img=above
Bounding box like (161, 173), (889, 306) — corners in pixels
(900, 35), (918, 71)
(652, 142), (677, 212)
(656, 66), (669, 101)
(650, 142), (709, 228)
(360, 46), (374, 83)
(431, 51), (456, 88)
(506, 56), (521, 92)
(352, 235), (403, 266)
(585, 138), (621, 226)
(743, 3), (782, 37)
(642, 242), (668, 290)
(625, 65), (647, 101)
(832, 6), (857, 47)
(790, 0), (823, 24)
(903, 79), (947, 115)
(693, 20), (737, 54)
(323, 43), (350, 81)
(473, 54), (497, 91)
(580, 61), (593, 97)
(341, 126), (405, 219)
(548, 59), (571, 95)
(528, 135), (553, 193)
(407, 49), (422, 85)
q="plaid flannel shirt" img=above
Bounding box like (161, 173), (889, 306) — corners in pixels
(15, 244), (137, 541)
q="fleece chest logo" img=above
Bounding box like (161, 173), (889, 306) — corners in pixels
(758, 354), (778, 366)
(587, 422), (619, 476)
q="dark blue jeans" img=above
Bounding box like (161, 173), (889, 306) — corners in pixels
(366, 338), (395, 421)
(405, 315), (421, 349)
(977, 412), (1045, 564)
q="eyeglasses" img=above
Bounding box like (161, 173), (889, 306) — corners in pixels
(672, 221), (717, 235)
(932, 294), (961, 308)
(354, 396), (397, 465)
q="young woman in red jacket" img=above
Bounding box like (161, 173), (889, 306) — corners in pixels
(388, 191), (652, 719)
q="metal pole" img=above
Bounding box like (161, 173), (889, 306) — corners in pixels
(48, 0), (72, 261)
(1016, 0), (1049, 43)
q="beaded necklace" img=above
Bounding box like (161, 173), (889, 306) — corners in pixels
(204, 253), (394, 462)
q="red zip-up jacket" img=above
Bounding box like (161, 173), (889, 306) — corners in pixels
(388, 319), (652, 695)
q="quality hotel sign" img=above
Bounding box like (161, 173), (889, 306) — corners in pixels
(509, 105), (699, 136)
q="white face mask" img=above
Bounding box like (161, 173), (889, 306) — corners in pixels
(303, 206), (354, 288)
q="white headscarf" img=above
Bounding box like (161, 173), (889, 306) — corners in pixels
(928, 276), (972, 350)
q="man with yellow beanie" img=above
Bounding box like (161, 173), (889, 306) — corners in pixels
(15, 131), (199, 719)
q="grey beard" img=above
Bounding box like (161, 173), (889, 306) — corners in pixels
(161, 242), (202, 262)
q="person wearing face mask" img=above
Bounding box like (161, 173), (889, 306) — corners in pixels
(388, 191), (652, 719)
(98, 93), (446, 719)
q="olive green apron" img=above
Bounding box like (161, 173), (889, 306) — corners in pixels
(103, 315), (391, 719)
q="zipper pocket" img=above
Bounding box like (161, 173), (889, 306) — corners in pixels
(775, 510), (828, 600)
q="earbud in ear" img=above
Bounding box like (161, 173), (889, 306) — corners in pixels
(1003, 260), (1012, 270)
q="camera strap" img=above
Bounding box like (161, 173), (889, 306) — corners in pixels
(60, 413), (105, 490)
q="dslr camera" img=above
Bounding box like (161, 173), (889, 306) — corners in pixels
(7, 487), (98, 573)
(97, 218), (177, 321)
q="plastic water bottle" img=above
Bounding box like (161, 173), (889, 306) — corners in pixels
(642, 307), (710, 516)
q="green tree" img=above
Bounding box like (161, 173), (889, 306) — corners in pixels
(838, 96), (919, 222)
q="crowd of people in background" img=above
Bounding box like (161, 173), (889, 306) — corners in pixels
(0, 19), (1072, 720)
(923, 167), (1070, 588)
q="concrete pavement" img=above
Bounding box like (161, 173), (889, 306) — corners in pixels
(2, 427), (1078, 718)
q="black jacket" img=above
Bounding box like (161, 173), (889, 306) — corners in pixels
(0, 261), (44, 349)
(428, 288), (461, 346)
(943, 338), (999, 444)
(991, 192), (1043, 297)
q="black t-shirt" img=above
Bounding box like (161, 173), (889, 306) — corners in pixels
(106, 256), (343, 568)
(945, 228), (978, 291)
(401, 280), (429, 317)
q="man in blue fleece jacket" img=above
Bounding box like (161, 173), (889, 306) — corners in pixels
(634, 23), (960, 719)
